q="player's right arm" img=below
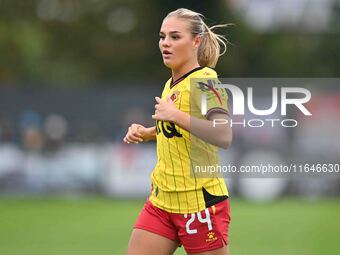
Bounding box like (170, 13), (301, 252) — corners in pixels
(123, 124), (156, 144)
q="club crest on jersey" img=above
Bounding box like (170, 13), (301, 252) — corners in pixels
(170, 91), (180, 102)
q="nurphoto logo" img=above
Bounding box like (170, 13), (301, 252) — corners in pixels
(199, 79), (312, 128)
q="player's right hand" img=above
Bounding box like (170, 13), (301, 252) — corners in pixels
(123, 124), (155, 144)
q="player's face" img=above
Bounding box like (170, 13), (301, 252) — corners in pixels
(159, 17), (200, 70)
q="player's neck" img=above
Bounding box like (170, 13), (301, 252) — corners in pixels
(171, 61), (200, 82)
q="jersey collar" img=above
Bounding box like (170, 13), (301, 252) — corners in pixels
(170, 66), (205, 89)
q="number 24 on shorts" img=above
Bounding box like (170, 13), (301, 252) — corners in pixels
(184, 208), (212, 234)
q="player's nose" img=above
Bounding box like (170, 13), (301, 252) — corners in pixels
(161, 37), (170, 48)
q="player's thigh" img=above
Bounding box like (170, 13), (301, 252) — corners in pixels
(127, 228), (179, 255)
(187, 244), (228, 255)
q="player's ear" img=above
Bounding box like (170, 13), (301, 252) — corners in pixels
(193, 34), (201, 48)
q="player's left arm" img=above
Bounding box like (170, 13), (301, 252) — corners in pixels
(152, 96), (232, 149)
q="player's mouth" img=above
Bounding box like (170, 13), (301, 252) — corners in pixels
(162, 50), (172, 59)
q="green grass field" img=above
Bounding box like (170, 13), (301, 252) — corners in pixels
(0, 197), (340, 255)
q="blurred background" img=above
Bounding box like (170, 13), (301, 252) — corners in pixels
(0, 0), (339, 255)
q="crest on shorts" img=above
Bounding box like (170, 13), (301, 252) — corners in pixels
(170, 90), (180, 103)
(206, 231), (218, 242)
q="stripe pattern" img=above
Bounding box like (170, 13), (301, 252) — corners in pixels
(149, 67), (229, 214)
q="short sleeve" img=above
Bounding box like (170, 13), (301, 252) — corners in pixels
(191, 76), (229, 119)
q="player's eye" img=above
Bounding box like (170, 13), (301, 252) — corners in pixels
(159, 34), (165, 40)
(172, 35), (180, 40)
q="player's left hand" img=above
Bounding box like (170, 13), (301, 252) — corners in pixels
(152, 96), (178, 122)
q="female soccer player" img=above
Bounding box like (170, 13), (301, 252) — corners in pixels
(124, 8), (232, 255)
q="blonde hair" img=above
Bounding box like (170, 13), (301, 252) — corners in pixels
(166, 8), (230, 68)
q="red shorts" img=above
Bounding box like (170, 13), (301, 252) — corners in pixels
(134, 198), (231, 254)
